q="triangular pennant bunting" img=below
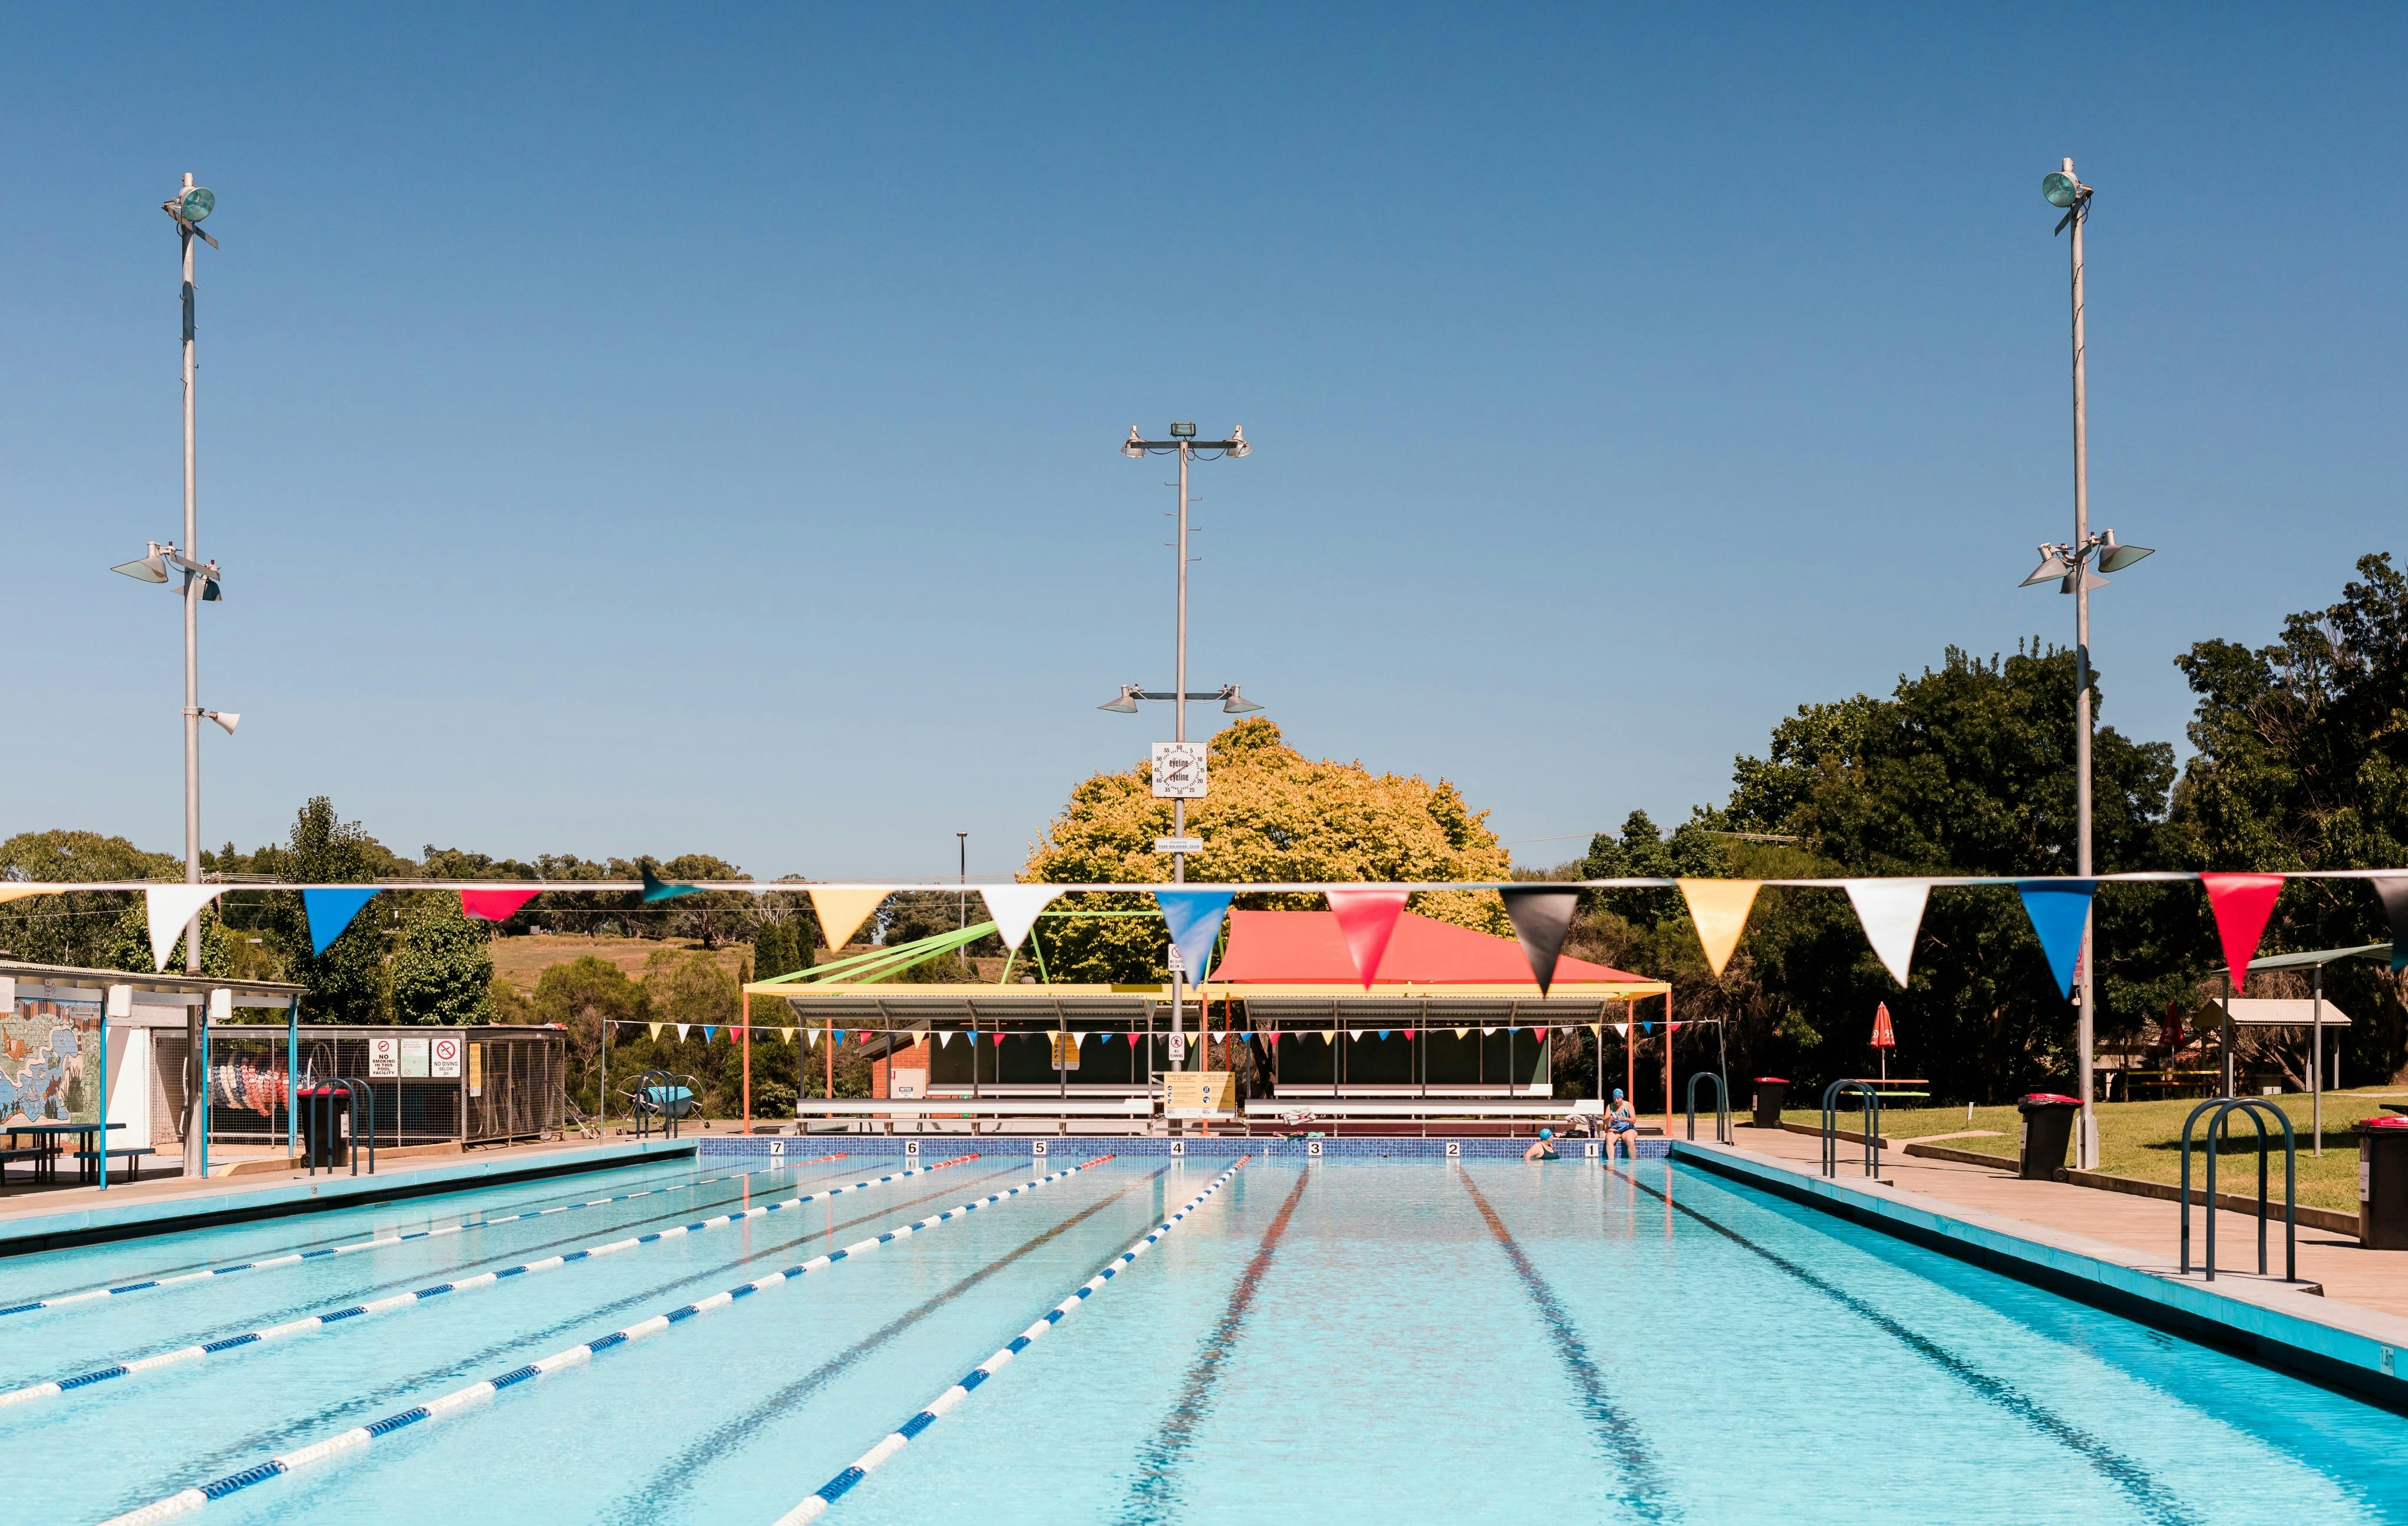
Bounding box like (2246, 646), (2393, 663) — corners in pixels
(702, 1026), (717, 1043)
(2016, 880), (2096, 998)
(1499, 886), (1581, 994)
(2201, 873), (2285, 992)
(809, 888), (892, 951)
(979, 885), (1062, 951)
(302, 887), (380, 957)
(0, 886), (49, 906)
(1532, 1026), (1547, 1040)
(1678, 880), (1762, 977)
(675, 1023), (691, 1041)
(1844, 880), (1930, 987)
(460, 888), (539, 922)
(1154, 889), (1235, 981)
(1325, 888), (1410, 988)
(648, 1023), (662, 1040)
(641, 865), (703, 904)
(146, 885), (226, 971)
(781, 1029), (794, 1043)
(1453, 1027), (1470, 1040)
(1614, 1023), (1628, 1038)
(805, 1028), (817, 1047)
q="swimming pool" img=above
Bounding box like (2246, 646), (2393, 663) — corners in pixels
(5, 1149), (2402, 1524)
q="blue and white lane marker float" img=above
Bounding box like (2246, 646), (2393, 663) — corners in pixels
(773, 1154), (1250, 1526)
(4, 1155), (970, 1415)
(93, 1155), (1118, 1526)
(0, 1153), (850, 1320)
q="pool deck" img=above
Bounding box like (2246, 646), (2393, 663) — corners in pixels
(0, 1135), (698, 1254)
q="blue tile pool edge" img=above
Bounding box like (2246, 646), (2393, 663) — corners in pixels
(692, 1133), (1671, 1163)
(0, 1137), (698, 1257)
(1668, 1138), (2408, 1413)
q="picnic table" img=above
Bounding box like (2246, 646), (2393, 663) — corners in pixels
(2, 1123), (128, 1187)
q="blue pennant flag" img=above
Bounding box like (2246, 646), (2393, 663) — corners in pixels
(703, 1026), (716, 1043)
(642, 865), (703, 904)
(1154, 889), (1235, 981)
(302, 888), (380, 957)
(2017, 880), (2097, 998)
(1377, 1029), (1390, 1040)
(1641, 1022), (1652, 1034)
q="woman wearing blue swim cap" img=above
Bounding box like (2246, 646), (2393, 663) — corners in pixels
(1523, 1125), (1558, 1162)
(1606, 1088), (1637, 1159)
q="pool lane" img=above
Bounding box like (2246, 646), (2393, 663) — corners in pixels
(0, 1158), (877, 1385)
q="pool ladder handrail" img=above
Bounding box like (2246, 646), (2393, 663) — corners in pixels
(2178, 1096), (2297, 1283)
(304, 1077), (376, 1177)
(1820, 1079), (1884, 1179)
(628, 1069), (702, 1139)
(1685, 1072), (1731, 1144)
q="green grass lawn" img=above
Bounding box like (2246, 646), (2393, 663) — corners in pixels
(1779, 1088), (2404, 1214)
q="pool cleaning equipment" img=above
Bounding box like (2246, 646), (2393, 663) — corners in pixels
(0, 1156), (848, 1319)
(97, 1155), (1117, 1525)
(0, 1156), (972, 1413)
(774, 1155), (1251, 1525)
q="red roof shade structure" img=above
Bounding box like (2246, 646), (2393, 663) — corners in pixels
(1208, 909), (1647, 987)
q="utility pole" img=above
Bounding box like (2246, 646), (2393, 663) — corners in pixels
(2067, 156), (2097, 1169)
(957, 832), (969, 970)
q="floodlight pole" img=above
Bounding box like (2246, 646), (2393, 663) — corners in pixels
(177, 174), (207, 1177)
(2066, 157), (2099, 1169)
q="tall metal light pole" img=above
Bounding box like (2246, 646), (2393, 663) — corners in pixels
(110, 175), (228, 1178)
(1111, 423), (1255, 1070)
(2020, 159), (2153, 1168)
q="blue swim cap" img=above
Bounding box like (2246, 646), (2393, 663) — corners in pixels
(1612, 1088), (1625, 1099)
(1539, 1128), (1552, 1139)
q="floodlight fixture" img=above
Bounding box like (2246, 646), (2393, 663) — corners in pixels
(176, 186), (215, 224)
(1122, 426), (1144, 459)
(112, 543), (172, 583)
(2042, 170), (2084, 209)
(2020, 548), (2071, 587)
(2096, 529), (2155, 572)
(1219, 684), (1264, 714)
(1169, 421), (1198, 439)
(1099, 684), (1143, 713)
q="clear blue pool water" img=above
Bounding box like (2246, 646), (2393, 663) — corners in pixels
(4, 1152), (2402, 1525)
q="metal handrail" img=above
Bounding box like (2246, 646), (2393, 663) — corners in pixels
(1820, 1079), (1885, 1179)
(2179, 1097), (2296, 1282)
(1685, 1072), (1731, 1143)
(303, 1077), (376, 1176)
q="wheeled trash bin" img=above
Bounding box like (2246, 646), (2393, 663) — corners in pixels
(1751, 1077), (1788, 1130)
(2017, 1093), (2082, 1180)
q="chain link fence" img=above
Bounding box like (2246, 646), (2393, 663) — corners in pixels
(155, 1025), (565, 1152)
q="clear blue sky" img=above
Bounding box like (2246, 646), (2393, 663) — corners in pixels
(8, 5), (2403, 880)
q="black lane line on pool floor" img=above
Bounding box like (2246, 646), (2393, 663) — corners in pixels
(1116, 1164), (1312, 1526)
(1460, 1169), (1674, 1522)
(611, 1166), (1176, 1519)
(122, 1163), (1037, 1498)
(1611, 1166), (2198, 1526)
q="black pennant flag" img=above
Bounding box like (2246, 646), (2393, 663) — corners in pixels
(1500, 887), (1582, 995)
(2376, 876), (2408, 972)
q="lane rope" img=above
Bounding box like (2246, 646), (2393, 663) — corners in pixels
(0, 1155), (850, 1319)
(773, 1155), (1250, 1525)
(4, 1156), (969, 1414)
(94, 1154), (1117, 1526)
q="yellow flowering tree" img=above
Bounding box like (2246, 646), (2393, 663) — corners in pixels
(1020, 718), (1510, 981)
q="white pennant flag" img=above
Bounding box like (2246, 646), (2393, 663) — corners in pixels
(1845, 881), (1932, 987)
(1614, 1022), (1629, 1038)
(1071, 1031), (1087, 1048)
(805, 1028), (818, 1047)
(675, 1023), (690, 1041)
(978, 885), (1061, 951)
(1482, 1026), (1499, 1037)
(146, 885), (227, 971)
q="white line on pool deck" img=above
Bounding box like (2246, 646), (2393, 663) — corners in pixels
(774, 1154), (1251, 1526)
(2, 1155), (965, 1413)
(91, 1155), (1116, 1526)
(0, 1153), (849, 1318)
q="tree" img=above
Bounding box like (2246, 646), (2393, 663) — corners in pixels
(753, 920), (798, 981)
(533, 955), (647, 1110)
(0, 830), (177, 968)
(96, 901), (236, 977)
(265, 799), (397, 1023)
(390, 894), (493, 1024)
(1022, 718), (1511, 982)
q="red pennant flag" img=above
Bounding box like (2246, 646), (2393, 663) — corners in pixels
(2201, 873), (2285, 991)
(992, 1031), (1007, 1045)
(459, 889), (539, 921)
(1326, 889), (1410, 988)
(1403, 1028), (1416, 1040)
(1531, 1026), (1547, 1041)
(1870, 1002), (1895, 1049)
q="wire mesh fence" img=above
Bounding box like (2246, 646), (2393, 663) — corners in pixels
(157, 1025), (565, 1151)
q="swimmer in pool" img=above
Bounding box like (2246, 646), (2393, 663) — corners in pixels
(1606, 1088), (1637, 1159)
(1523, 1126), (1558, 1161)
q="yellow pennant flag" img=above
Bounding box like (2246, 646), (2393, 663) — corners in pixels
(781, 1028), (795, 1043)
(1323, 1029), (1338, 1044)
(1589, 1023), (1602, 1037)
(808, 886), (893, 951)
(647, 1023), (662, 1040)
(1453, 1027), (1471, 1040)
(1680, 879), (1763, 977)
(0, 885), (51, 906)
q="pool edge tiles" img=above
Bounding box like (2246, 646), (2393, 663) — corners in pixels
(1670, 1138), (2408, 1413)
(0, 1138), (699, 1258)
(697, 1135), (1671, 1162)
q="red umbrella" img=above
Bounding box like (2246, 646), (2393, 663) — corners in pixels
(1871, 1002), (1896, 1080)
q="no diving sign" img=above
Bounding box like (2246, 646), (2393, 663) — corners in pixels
(432, 1035), (463, 1079)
